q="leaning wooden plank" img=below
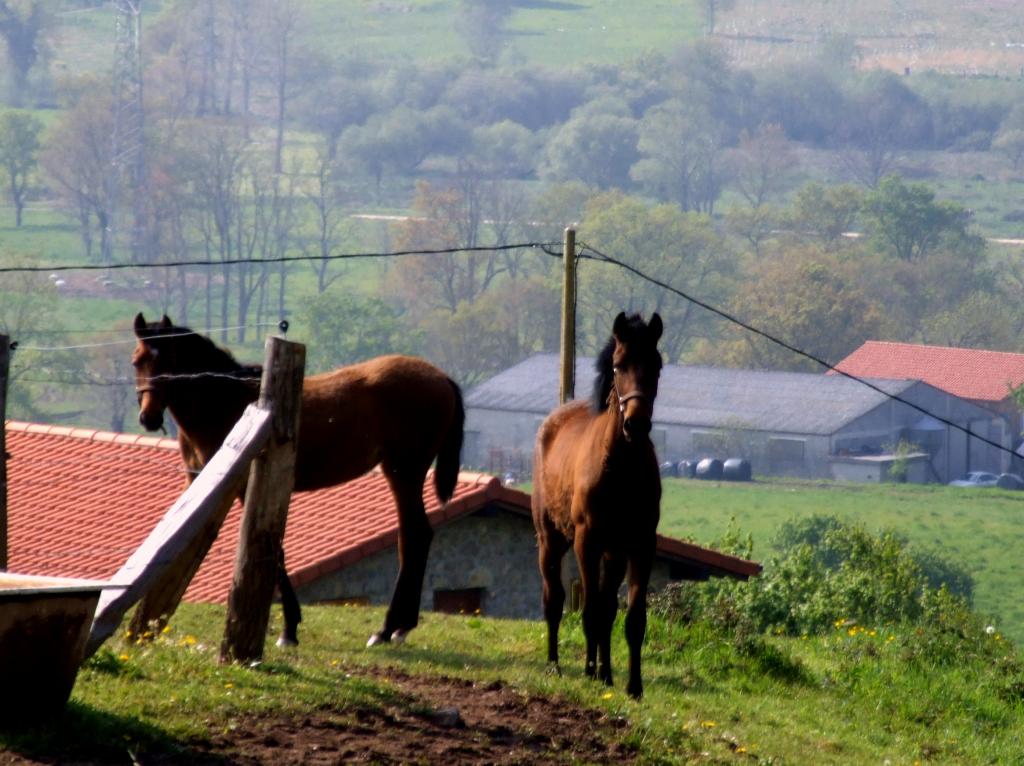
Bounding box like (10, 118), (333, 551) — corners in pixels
(84, 406), (272, 659)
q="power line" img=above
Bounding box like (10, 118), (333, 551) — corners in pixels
(15, 321), (282, 352)
(0, 242), (560, 276)
(577, 242), (1017, 460)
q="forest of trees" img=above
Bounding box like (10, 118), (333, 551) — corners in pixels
(2, 0), (1024, 429)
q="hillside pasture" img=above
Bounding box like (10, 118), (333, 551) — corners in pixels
(0, 601), (1020, 765)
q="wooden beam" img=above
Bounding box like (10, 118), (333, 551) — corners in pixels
(220, 336), (304, 664)
(84, 406), (271, 659)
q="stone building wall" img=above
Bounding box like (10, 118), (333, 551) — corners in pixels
(293, 505), (686, 620)
(294, 508), (545, 619)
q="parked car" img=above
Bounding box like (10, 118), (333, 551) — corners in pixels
(948, 471), (1000, 488)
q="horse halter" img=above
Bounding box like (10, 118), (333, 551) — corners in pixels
(615, 389), (648, 414)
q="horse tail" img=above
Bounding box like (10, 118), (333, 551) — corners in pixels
(434, 378), (465, 504)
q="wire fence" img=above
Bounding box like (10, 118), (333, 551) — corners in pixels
(2, 238), (1019, 460)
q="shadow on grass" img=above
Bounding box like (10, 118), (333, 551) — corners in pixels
(0, 702), (231, 765)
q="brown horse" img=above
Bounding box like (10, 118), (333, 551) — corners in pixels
(532, 312), (663, 699)
(131, 313), (464, 647)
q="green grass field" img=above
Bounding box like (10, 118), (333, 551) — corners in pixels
(2, 600), (1018, 764)
(658, 477), (1024, 646)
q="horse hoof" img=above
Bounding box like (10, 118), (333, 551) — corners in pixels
(275, 635), (298, 649)
(366, 632), (388, 648)
(390, 629), (408, 645)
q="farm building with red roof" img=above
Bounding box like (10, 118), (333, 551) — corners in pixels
(833, 340), (1024, 470)
(3, 421), (759, 621)
(833, 340), (1024, 413)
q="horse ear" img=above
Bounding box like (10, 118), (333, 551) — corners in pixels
(134, 312), (147, 336)
(159, 315), (173, 330)
(612, 311), (628, 339)
(649, 312), (663, 342)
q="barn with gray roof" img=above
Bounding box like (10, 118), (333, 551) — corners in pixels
(464, 354), (1007, 483)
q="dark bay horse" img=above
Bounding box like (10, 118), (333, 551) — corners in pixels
(132, 313), (464, 647)
(532, 312), (663, 698)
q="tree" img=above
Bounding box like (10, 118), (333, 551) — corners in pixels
(301, 291), (419, 374)
(696, 246), (884, 372)
(630, 99), (726, 214)
(787, 182), (863, 248)
(539, 98), (638, 190)
(457, 0), (514, 64)
(724, 204), (780, 259)
(392, 179), (526, 314)
(577, 191), (735, 362)
(337, 106), (469, 198)
(992, 129), (1024, 171)
(0, 1), (48, 106)
(702, 0), (735, 36)
(302, 145), (349, 294)
(728, 123), (796, 209)
(469, 120), (540, 178)
(388, 179), (559, 384)
(861, 175), (980, 263)
(176, 123), (298, 342)
(41, 90), (115, 259)
(838, 72), (933, 188)
(0, 108), (40, 225)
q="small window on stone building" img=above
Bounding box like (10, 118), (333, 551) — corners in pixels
(433, 587), (485, 615)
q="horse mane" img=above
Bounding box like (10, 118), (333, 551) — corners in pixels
(590, 313), (657, 414)
(148, 323), (261, 380)
(592, 335), (617, 414)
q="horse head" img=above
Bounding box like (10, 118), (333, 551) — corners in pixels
(132, 312), (176, 431)
(596, 311), (663, 443)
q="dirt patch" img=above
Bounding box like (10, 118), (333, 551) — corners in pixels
(0, 669), (636, 765)
(199, 669), (635, 765)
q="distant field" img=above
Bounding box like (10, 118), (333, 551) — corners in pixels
(658, 477), (1024, 645)
(302, 0), (701, 68)
(717, 0), (1024, 76)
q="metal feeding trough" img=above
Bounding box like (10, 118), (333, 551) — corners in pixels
(0, 573), (110, 720)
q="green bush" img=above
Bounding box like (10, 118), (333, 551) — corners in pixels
(652, 515), (982, 641)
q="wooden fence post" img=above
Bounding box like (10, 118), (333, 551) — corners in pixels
(559, 226), (577, 405)
(220, 335), (304, 664)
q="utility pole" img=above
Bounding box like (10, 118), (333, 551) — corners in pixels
(559, 226), (577, 405)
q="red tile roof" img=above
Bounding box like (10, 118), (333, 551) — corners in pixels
(832, 341), (1024, 404)
(5, 422), (758, 604)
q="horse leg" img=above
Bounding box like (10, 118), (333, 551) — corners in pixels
(574, 530), (602, 681)
(625, 548), (654, 699)
(275, 547), (302, 647)
(597, 554), (627, 687)
(368, 467), (433, 647)
(537, 527), (569, 672)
